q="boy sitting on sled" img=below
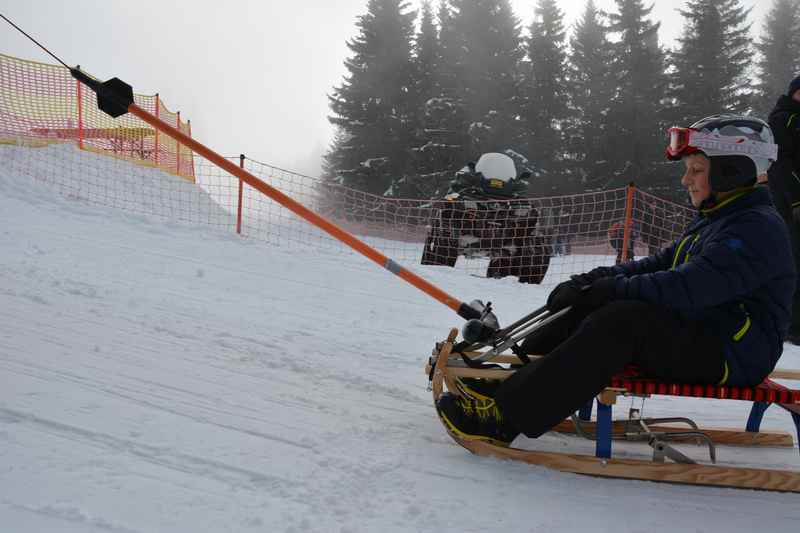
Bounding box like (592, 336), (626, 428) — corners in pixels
(437, 114), (796, 446)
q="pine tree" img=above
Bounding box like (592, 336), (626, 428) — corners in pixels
(605, 0), (670, 196)
(519, 0), (570, 177)
(447, 0), (525, 156)
(321, 128), (350, 182)
(670, 0), (753, 125)
(390, 0), (460, 198)
(754, 0), (800, 116)
(390, 1), (472, 198)
(565, 0), (615, 191)
(413, 1), (439, 111)
(327, 0), (416, 195)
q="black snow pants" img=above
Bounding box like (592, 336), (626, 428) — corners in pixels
(767, 165), (800, 336)
(786, 207), (800, 337)
(495, 300), (727, 438)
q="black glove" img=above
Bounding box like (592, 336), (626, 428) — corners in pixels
(570, 266), (618, 287)
(571, 276), (617, 315)
(547, 279), (583, 312)
(548, 265), (615, 312)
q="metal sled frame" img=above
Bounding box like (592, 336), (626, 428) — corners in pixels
(426, 321), (800, 493)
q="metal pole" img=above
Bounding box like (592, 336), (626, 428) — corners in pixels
(621, 183), (636, 262)
(237, 154), (244, 235)
(76, 79), (84, 149)
(175, 110), (181, 176)
(187, 119), (195, 181)
(154, 93), (159, 166)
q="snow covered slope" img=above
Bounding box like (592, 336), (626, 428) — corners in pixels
(0, 143), (233, 226)
(1, 154), (799, 532)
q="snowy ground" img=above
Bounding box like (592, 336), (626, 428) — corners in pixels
(1, 154), (799, 532)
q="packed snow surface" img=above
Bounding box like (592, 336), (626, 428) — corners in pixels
(1, 152), (799, 532)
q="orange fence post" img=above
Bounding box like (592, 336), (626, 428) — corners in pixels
(154, 93), (159, 166)
(76, 79), (84, 150)
(621, 183), (636, 262)
(175, 111), (181, 176)
(188, 119), (195, 180)
(237, 154), (244, 235)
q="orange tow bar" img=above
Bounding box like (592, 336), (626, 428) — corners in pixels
(126, 104), (476, 317)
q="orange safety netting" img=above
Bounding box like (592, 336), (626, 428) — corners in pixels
(0, 52), (194, 180)
(0, 52), (697, 288)
(195, 156), (695, 286)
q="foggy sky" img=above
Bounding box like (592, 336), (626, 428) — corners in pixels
(0, 1), (770, 177)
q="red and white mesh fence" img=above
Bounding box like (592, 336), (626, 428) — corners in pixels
(194, 156), (694, 286)
(0, 52), (194, 180)
(0, 52), (695, 287)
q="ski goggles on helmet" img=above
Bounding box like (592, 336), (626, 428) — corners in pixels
(666, 127), (778, 162)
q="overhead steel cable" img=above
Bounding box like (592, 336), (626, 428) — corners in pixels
(0, 13), (70, 69)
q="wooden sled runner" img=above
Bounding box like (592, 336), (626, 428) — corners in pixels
(426, 327), (800, 493)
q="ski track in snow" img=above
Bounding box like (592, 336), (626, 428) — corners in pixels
(1, 149), (799, 532)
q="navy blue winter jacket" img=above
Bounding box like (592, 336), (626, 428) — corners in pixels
(606, 187), (795, 386)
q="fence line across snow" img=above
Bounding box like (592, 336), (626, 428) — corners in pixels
(0, 52), (695, 288)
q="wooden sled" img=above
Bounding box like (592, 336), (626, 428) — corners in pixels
(426, 328), (800, 493)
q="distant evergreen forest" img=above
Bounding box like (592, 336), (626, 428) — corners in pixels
(324, 0), (800, 202)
